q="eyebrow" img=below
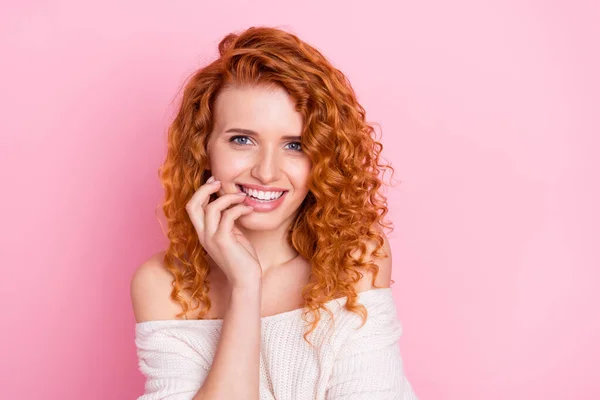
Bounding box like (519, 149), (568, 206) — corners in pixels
(224, 128), (301, 141)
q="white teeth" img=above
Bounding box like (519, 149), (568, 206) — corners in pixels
(239, 186), (284, 201)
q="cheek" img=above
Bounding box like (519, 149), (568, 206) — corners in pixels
(289, 162), (312, 190)
(210, 150), (248, 177)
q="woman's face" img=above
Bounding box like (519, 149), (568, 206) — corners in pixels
(206, 84), (311, 232)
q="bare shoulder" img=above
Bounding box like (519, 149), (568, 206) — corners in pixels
(350, 224), (393, 293)
(130, 250), (184, 323)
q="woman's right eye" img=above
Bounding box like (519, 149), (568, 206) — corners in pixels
(229, 135), (251, 146)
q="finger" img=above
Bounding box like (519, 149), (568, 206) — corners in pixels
(196, 177), (222, 209)
(216, 204), (254, 239)
(186, 177), (221, 234)
(204, 193), (248, 238)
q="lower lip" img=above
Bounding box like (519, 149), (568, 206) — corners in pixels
(239, 188), (288, 212)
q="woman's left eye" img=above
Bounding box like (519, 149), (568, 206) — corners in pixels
(286, 142), (302, 152)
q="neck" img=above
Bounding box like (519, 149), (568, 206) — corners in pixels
(207, 218), (300, 283)
(236, 220), (299, 275)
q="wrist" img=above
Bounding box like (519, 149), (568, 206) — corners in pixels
(228, 280), (262, 310)
(230, 276), (262, 292)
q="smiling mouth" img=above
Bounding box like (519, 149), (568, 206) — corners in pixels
(236, 184), (288, 201)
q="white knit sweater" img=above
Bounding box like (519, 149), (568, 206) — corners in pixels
(135, 287), (418, 399)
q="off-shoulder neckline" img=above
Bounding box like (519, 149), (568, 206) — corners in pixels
(135, 287), (393, 329)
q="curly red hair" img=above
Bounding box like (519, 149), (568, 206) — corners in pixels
(157, 26), (397, 346)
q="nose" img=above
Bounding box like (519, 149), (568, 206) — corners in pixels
(250, 144), (281, 184)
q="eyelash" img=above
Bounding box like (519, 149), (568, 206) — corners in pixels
(229, 135), (303, 152)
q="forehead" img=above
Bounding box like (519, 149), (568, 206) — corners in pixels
(212, 85), (303, 135)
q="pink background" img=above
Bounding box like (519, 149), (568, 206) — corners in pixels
(1, 1), (598, 399)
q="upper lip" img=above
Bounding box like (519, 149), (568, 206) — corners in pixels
(237, 183), (288, 192)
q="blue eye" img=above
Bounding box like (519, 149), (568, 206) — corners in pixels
(230, 136), (251, 145)
(287, 142), (303, 152)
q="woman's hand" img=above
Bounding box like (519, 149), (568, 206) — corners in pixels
(186, 175), (262, 288)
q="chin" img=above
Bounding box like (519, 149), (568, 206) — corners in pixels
(235, 215), (279, 231)
(235, 207), (301, 231)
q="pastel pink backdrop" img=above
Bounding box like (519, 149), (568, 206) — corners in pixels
(1, 1), (598, 399)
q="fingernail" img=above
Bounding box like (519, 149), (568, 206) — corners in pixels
(207, 176), (215, 183)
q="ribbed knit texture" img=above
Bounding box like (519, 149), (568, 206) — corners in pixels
(135, 287), (418, 399)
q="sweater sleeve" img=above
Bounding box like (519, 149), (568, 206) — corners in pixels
(135, 325), (210, 400)
(325, 298), (419, 400)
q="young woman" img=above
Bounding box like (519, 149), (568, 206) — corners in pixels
(131, 26), (418, 400)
